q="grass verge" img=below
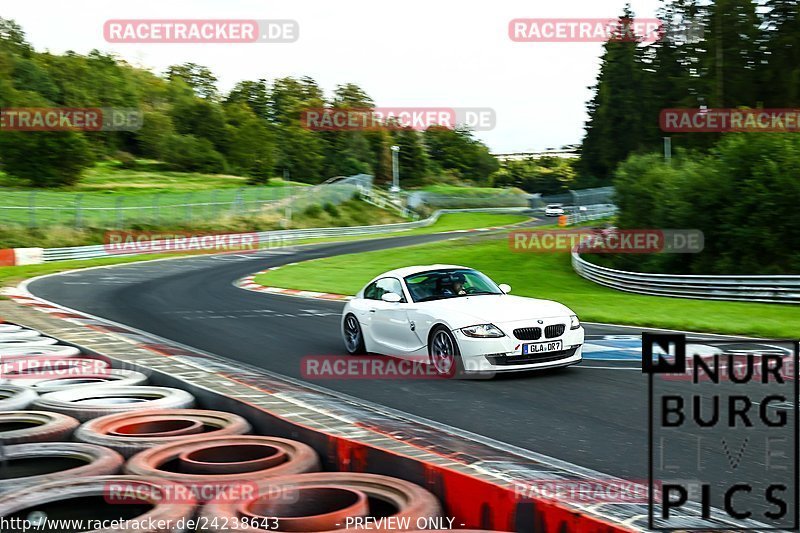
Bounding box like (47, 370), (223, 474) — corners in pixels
(255, 234), (799, 339)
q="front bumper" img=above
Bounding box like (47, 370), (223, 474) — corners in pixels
(453, 325), (584, 373)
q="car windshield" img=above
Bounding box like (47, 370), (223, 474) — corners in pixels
(403, 269), (502, 303)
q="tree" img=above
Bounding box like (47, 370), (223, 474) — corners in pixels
(0, 130), (93, 186)
(275, 125), (325, 183)
(391, 127), (429, 185)
(224, 103), (276, 182)
(169, 80), (229, 154)
(423, 126), (498, 183)
(365, 128), (393, 184)
(492, 157), (576, 194)
(166, 63), (219, 100)
(0, 17), (32, 55)
(760, 0), (800, 106)
(163, 134), (226, 173)
(135, 110), (176, 160)
(226, 80), (270, 120)
(269, 77), (327, 182)
(612, 134), (800, 274)
(580, 6), (648, 183)
(269, 76), (325, 125)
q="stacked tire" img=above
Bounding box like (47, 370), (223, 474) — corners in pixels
(0, 321), (444, 532)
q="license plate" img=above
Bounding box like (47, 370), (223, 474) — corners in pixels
(522, 340), (563, 355)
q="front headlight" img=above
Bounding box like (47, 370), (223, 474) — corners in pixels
(460, 324), (505, 338)
(570, 315), (580, 329)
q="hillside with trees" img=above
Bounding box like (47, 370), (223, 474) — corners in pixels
(0, 18), (497, 188)
(581, 0), (800, 275)
(581, 0), (800, 182)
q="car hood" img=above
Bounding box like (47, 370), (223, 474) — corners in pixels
(416, 294), (574, 327)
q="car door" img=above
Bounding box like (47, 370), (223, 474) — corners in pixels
(367, 278), (420, 354)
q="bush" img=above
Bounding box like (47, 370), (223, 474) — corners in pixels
(612, 134), (800, 274)
(303, 204), (322, 217)
(115, 151), (137, 169)
(0, 130), (93, 187)
(322, 202), (339, 217)
(163, 134), (226, 174)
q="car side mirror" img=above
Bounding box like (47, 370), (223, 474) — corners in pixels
(498, 283), (511, 294)
(381, 292), (403, 303)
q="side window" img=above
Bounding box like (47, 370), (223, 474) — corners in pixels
(363, 281), (380, 300)
(366, 278), (406, 302)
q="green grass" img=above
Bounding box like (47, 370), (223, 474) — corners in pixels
(405, 213), (526, 233)
(418, 184), (525, 196)
(255, 234), (799, 339)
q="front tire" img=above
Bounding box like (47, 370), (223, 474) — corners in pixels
(343, 314), (366, 355)
(428, 326), (464, 377)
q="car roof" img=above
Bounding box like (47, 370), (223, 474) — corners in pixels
(369, 264), (471, 282)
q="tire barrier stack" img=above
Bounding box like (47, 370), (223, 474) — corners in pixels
(0, 321), (449, 533)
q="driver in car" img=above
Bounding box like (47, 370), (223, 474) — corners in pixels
(441, 273), (467, 296)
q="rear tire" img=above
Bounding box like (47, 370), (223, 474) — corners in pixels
(343, 314), (366, 355)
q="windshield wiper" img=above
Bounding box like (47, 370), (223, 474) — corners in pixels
(462, 291), (499, 296)
(416, 295), (447, 302)
(416, 294), (463, 302)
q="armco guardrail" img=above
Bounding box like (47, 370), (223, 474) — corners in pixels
(37, 207), (528, 263)
(572, 251), (800, 304)
(560, 208), (799, 304)
(561, 204), (617, 225)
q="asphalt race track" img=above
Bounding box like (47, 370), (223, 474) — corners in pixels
(27, 224), (796, 522)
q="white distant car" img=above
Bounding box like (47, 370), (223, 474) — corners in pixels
(341, 265), (584, 375)
(544, 204), (565, 217)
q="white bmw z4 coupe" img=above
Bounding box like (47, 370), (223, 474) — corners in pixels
(341, 265), (584, 375)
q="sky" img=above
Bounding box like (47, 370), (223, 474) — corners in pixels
(2, 0), (662, 152)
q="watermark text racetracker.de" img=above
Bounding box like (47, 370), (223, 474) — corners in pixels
(103, 231), (292, 255)
(0, 107), (142, 132)
(0, 357), (110, 381)
(514, 479), (658, 504)
(0, 517), (222, 532)
(302, 355), (458, 380)
(105, 479), (266, 504)
(509, 229), (704, 253)
(104, 19), (299, 43)
(509, 18), (664, 42)
(661, 108), (800, 132)
(300, 107), (496, 132)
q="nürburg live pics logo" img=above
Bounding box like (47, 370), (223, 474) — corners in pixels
(644, 333), (798, 530)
